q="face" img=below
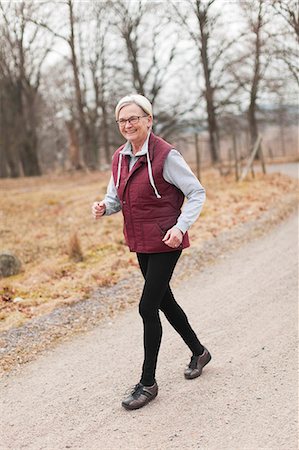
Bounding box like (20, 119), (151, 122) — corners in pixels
(117, 103), (153, 147)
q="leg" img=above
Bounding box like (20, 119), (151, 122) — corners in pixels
(138, 253), (204, 356)
(161, 288), (212, 380)
(160, 286), (204, 356)
(137, 251), (181, 386)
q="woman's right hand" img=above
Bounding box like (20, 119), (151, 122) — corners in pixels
(92, 201), (106, 219)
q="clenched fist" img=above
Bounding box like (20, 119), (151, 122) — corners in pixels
(92, 201), (106, 219)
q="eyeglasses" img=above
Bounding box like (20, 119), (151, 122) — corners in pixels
(116, 115), (149, 126)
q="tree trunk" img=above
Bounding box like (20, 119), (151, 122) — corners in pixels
(20, 130), (41, 176)
(198, 2), (219, 163)
(5, 144), (21, 178)
(248, 103), (258, 149)
(248, 0), (262, 152)
(206, 92), (219, 163)
(68, 0), (95, 169)
(65, 120), (82, 170)
(0, 88), (21, 177)
(125, 33), (145, 95)
(101, 103), (110, 165)
(0, 145), (9, 178)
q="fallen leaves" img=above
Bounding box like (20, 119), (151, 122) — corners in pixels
(0, 286), (17, 303)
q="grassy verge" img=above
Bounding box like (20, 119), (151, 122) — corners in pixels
(0, 169), (297, 332)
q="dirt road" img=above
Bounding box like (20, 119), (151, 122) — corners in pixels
(263, 162), (299, 179)
(0, 212), (298, 450)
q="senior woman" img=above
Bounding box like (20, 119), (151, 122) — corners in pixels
(92, 94), (211, 410)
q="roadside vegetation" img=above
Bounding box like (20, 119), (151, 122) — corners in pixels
(0, 169), (297, 332)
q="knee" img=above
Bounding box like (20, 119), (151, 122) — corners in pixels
(139, 301), (158, 322)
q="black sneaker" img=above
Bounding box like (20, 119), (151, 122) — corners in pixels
(184, 347), (211, 379)
(122, 382), (158, 410)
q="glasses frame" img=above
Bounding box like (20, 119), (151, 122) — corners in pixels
(116, 115), (149, 127)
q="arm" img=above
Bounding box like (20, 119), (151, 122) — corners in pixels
(162, 149), (206, 247)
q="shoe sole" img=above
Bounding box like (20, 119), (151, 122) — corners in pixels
(184, 353), (212, 380)
(122, 392), (158, 411)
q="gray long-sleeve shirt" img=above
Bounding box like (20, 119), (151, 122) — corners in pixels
(104, 137), (206, 234)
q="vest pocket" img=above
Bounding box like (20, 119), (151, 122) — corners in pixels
(157, 218), (177, 235)
(142, 219), (176, 242)
(139, 223), (165, 251)
(141, 222), (164, 239)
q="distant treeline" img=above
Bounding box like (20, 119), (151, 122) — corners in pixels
(0, 0), (298, 177)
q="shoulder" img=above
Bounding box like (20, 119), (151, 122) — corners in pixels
(112, 144), (126, 164)
(150, 133), (173, 165)
(165, 149), (186, 165)
(168, 149), (183, 158)
(151, 132), (173, 152)
(164, 148), (194, 176)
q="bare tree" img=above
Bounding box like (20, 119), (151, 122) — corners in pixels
(273, 0), (299, 41)
(0, 73), (20, 177)
(225, 0), (273, 151)
(111, 0), (147, 96)
(87, 2), (114, 165)
(225, 0), (297, 160)
(243, 0), (265, 148)
(171, 0), (223, 162)
(110, 0), (189, 138)
(0, 1), (53, 177)
(271, 0), (299, 85)
(66, 0), (95, 168)
(32, 0), (99, 169)
(2, 0), (294, 178)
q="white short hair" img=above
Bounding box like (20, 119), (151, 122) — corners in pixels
(115, 94), (153, 120)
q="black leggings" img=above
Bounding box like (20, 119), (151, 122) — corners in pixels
(137, 251), (204, 386)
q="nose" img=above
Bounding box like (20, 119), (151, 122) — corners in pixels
(124, 119), (133, 129)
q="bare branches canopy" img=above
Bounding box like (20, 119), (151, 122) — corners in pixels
(0, 0), (297, 177)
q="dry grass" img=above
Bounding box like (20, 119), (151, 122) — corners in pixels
(0, 169), (297, 332)
(68, 232), (84, 262)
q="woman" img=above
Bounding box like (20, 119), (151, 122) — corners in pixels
(92, 94), (211, 410)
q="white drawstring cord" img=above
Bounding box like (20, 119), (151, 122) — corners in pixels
(116, 149), (162, 199)
(115, 153), (123, 189)
(146, 151), (161, 199)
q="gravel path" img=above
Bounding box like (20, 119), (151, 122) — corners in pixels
(0, 162), (297, 375)
(0, 191), (296, 375)
(0, 210), (297, 450)
(261, 162), (299, 178)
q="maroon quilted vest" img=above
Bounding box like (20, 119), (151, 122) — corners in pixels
(111, 132), (190, 253)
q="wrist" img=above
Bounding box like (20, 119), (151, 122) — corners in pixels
(174, 226), (184, 236)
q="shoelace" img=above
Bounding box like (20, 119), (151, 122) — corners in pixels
(189, 355), (199, 370)
(126, 383), (144, 399)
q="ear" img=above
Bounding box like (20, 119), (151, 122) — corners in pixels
(147, 115), (153, 129)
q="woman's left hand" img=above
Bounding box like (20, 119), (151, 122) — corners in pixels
(162, 226), (183, 248)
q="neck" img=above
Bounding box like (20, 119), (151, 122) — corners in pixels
(131, 136), (148, 154)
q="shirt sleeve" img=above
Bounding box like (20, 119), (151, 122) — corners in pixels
(163, 149), (206, 234)
(103, 175), (122, 215)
